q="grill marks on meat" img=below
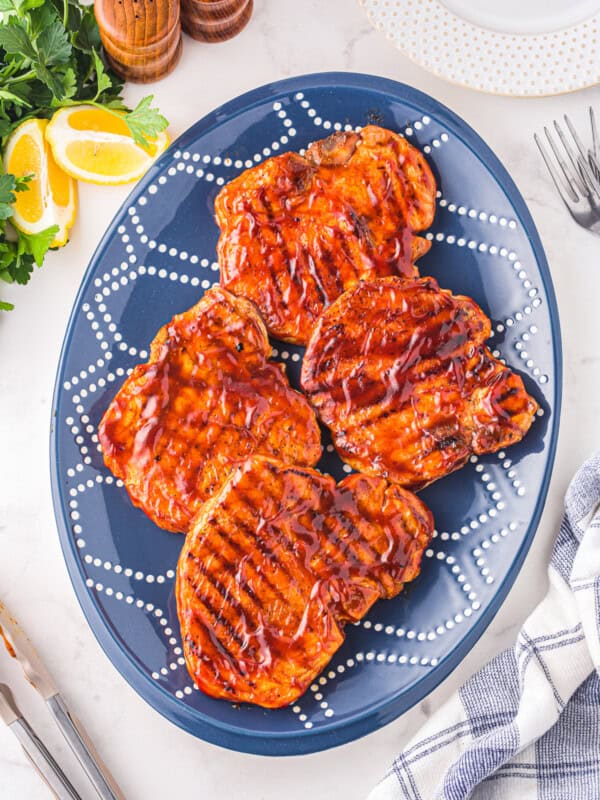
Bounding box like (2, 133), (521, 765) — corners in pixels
(176, 456), (433, 707)
(301, 276), (538, 490)
(215, 125), (436, 344)
(98, 287), (322, 533)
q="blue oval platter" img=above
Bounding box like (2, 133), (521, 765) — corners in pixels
(50, 73), (561, 755)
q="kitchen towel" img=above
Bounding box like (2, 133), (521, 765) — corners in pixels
(369, 452), (600, 800)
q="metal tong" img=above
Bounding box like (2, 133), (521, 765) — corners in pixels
(0, 682), (80, 799)
(0, 601), (125, 800)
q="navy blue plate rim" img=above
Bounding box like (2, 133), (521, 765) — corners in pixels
(50, 71), (562, 755)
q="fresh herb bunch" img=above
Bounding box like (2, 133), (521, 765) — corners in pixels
(0, 0), (169, 310)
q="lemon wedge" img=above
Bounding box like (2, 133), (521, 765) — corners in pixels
(4, 118), (77, 247)
(45, 106), (169, 186)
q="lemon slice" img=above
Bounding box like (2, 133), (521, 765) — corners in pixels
(4, 118), (77, 248)
(46, 106), (170, 186)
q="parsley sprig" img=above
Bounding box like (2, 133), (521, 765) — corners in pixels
(0, 0), (169, 309)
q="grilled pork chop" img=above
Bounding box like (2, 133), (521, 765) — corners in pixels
(177, 455), (433, 707)
(98, 287), (322, 533)
(301, 276), (538, 489)
(215, 125), (436, 345)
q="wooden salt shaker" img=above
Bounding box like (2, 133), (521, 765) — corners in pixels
(181, 0), (253, 43)
(94, 0), (183, 83)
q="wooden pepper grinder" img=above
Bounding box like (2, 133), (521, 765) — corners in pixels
(181, 0), (253, 43)
(94, 0), (183, 83)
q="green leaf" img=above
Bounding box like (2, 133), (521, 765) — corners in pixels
(61, 66), (77, 99)
(0, 173), (20, 220)
(28, 3), (57, 40)
(1, 0), (46, 12)
(91, 49), (111, 99)
(0, 88), (32, 108)
(18, 225), (59, 266)
(14, 175), (32, 192)
(20, 78), (52, 108)
(34, 9), (72, 65)
(104, 97), (128, 112)
(54, 0), (81, 33)
(0, 242), (16, 269)
(0, 119), (12, 138)
(31, 62), (65, 98)
(123, 95), (169, 148)
(20, 0), (46, 11)
(73, 7), (101, 53)
(8, 250), (35, 284)
(0, 0), (41, 12)
(0, 19), (37, 61)
(0, 172), (17, 206)
(0, 300), (15, 310)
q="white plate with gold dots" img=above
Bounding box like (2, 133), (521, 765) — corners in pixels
(359, 0), (600, 96)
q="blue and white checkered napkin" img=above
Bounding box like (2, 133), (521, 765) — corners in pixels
(369, 452), (600, 800)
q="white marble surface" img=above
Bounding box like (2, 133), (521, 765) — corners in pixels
(1, 1), (599, 798)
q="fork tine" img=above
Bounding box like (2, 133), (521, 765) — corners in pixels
(534, 132), (578, 207)
(589, 150), (600, 187)
(591, 107), (598, 158)
(563, 114), (599, 196)
(553, 120), (588, 197)
(541, 127), (580, 201)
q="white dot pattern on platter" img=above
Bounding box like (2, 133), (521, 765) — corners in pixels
(290, 701), (308, 727)
(126, 212), (208, 262)
(425, 235), (544, 381)
(82, 551), (176, 586)
(472, 543), (494, 585)
(66, 413), (98, 459)
(308, 683), (332, 721)
(429, 231), (534, 294)
(294, 92), (361, 133)
(362, 551), (480, 640)
(438, 197), (517, 230)
(303, 649), (437, 723)
(503, 295), (543, 329)
(425, 227), (548, 346)
(291, 92), (430, 140)
(153, 658), (187, 681)
(71, 478), (178, 581)
(472, 525), (516, 586)
(510, 327), (546, 385)
(497, 450), (527, 498)
(91, 264), (216, 358)
(85, 580), (180, 662)
(430, 458), (500, 539)
(169, 104), (296, 174)
(63, 354), (111, 391)
(123, 193), (203, 262)
(473, 458), (504, 516)
(427, 133), (449, 151)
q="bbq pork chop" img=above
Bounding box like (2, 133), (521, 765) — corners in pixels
(98, 287), (322, 533)
(215, 125), (436, 345)
(177, 455), (433, 707)
(301, 276), (538, 490)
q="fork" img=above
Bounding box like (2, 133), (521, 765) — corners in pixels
(535, 107), (600, 235)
